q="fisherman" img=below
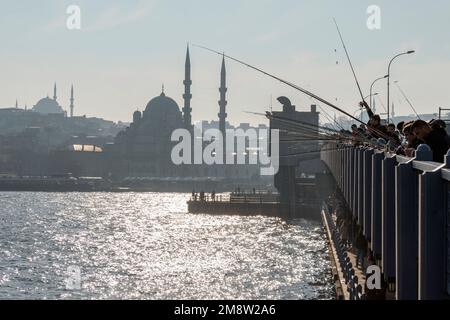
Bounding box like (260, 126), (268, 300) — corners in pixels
(396, 121), (420, 157)
(430, 119), (447, 130)
(411, 119), (450, 162)
(397, 121), (405, 133)
(387, 123), (401, 146)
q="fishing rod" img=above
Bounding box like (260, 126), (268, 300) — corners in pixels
(193, 44), (365, 125)
(376, 94), (387, 113)
(394, 81), (421, 119)
(333, 18), (366, 104)
(194, 44), (393, 144)
(317, 104), (345, 131)
(276, 118), (383, 148)
(246, 110), (379, 147)
(279, 144), (385, 158)
(245, 111), (343, 135)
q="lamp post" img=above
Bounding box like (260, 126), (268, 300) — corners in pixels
(370, 75), (388, 112)
(387, 50), (415, 123)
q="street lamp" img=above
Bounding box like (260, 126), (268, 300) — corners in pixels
(370, 75), (388, 112)
(387, 50), (415, 123)
(364, 92), (378, 101)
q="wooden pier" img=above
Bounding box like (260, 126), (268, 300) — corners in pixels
(187, 192), (281, 217)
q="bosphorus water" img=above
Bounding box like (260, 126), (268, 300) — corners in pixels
(0, 192), (334, 299)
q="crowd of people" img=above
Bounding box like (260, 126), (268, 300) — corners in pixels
(347, 112), (450, 163)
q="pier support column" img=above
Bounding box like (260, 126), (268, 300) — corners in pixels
(382, 155), (396, 289)
(274, 165), (296, 219)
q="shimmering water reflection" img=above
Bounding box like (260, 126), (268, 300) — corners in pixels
(0, 192), (333, 299)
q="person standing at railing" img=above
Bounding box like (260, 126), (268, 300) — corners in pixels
(411, 120), (450, 162)
(387, 123), (401, 146)
(211, 190), (216, 202)
(395, 121), (420, 157)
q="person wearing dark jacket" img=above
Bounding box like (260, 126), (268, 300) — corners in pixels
(411, 120), (450, 162)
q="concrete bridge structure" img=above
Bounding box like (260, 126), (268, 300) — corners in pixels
(321, 143), (450, 300)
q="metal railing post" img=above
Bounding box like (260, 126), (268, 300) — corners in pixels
(363, 149), (374, 239)
(382, 154), (396, 286)
(372, 151), (383, 262)
(418, 147), (447, 300)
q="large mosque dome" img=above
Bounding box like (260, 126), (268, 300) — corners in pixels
(143, 91), (182, 122)
(139, 90), (184, 134)
(33, 97), (65, 115)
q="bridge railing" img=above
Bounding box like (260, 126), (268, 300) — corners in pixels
(321, 143), (450, 300)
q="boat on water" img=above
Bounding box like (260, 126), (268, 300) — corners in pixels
(0, 174), (112, 192)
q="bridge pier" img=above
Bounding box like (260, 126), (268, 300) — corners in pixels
(321, 143), (450, 300)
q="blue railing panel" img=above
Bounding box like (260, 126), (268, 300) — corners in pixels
(363, 149), (373, 239)
(395, 159), (418, 300)
(382, 155), (396, 280)
(372, 152), (383, 260)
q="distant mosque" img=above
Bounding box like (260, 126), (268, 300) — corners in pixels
(30, 83), (75, 117)
(106, 45), (257, 179)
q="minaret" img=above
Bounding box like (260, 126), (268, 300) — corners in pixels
(53, 83), (57, 101)
(391, 102), (395, 120)
(70, 85), (74, 117)
(15, 99), (18, 109)
(183, 45), (192, 130)
(218, 54), (227, 138)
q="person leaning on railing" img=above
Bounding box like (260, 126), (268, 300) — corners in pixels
(411, 119), (450, 162)
(395, 121), (420, 157)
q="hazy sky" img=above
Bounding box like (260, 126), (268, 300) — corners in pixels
(1, 0), (449, 125)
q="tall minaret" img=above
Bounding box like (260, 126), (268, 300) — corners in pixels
(53, 83), (57, 101)
(218, 54), (227, 138)
(183, 45), (192, 130)
(15, 99), (18, 109)
(391, 102), (395, 121)
(70, 85), (74, 117)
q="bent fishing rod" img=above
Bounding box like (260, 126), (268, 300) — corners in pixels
(194, 44), (395, 146)
(193, 44), (365, 125)
(394, 81), (421, 119)
(194, 44), (393, 145)
(333, 18), (366, 105)
(246, 111), (379, 147)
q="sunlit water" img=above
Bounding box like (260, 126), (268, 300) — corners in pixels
(0, 192), (334, 299)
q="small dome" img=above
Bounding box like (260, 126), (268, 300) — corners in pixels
(136, 91), (183, 137)
(33, 97), (64, 114)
